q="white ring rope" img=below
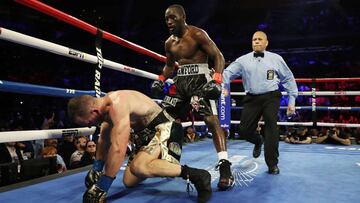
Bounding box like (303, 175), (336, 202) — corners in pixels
(0, 27), (158, 80)
(316, 122), (360, 128)
(231, 121), (314, 126)
(231, 91), (360, 96)
(0, 122), (204, 143)
(181, 121), (206, 128)
(0, 127), (96, 143)
(1, 120), (359, 144)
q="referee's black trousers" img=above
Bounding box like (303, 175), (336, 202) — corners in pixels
(238, 90), (281, 167)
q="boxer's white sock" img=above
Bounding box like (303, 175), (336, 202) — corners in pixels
(218, 151), (228, 161)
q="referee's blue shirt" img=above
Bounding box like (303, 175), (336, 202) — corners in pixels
(223, 51), (298, 106)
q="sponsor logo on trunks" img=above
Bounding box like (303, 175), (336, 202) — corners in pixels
(177, 64), (199, 75)
(168, 142), (182, 156)
(163, 96), (178, 107)
(61, 129), (79, 137)
(68, 49), (85, 59)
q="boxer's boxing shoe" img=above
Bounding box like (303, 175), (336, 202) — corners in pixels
(216, 159), (234, 191)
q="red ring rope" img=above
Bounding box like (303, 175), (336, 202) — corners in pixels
(15, 0), (167, 63)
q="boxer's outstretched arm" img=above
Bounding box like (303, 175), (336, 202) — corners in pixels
(96, 121), (111, 162)
(104, 106), (131, 177)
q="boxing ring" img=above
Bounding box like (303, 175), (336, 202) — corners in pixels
(1, 1), (360, 203)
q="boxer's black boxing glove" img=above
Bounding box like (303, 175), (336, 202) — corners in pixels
(85, 168), (103, 189)
(151, 75), (165, 97)
(201, 80), (222, 100)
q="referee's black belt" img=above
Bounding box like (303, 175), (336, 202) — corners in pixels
(246, 90), (279, 96)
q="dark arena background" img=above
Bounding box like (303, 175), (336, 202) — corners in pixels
(0, 1), (360, 203)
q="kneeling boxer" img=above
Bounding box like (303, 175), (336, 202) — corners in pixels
(67, 90), (212, 203)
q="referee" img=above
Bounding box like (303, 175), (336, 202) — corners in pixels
(223, 31), (298, 174)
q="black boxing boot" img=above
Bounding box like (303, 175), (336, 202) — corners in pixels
(180, 165), (212, 203)
(216, 159), (234, 191)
